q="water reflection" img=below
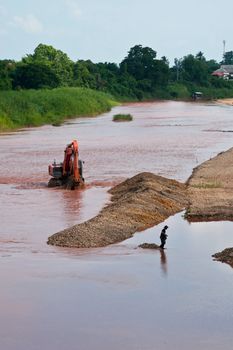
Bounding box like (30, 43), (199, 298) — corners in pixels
(58, 187), (84, 226)
(159, 249), (168, 276)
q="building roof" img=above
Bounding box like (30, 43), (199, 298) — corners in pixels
(220, 65), (233, 74)
(212, 68), (228, 76)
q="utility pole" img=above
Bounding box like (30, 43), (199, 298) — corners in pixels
(223, 40), (226, 60)
(174, 58), (181, 81)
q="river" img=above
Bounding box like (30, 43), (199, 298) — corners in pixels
(0, 101), (233, 350)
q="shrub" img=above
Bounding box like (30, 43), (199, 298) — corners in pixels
(113, 114), (133, 122)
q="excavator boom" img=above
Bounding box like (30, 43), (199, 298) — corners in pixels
(48, 139), (84, 189)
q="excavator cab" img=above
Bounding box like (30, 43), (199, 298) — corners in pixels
(48, 140), (84, 189)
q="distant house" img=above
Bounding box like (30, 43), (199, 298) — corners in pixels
(212, 65), (233, 79)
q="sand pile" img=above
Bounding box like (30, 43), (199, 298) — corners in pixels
(48, 172), (188, 248)
(186, 147), (233, 221)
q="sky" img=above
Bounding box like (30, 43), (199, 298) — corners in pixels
(1, 0), (233, 65)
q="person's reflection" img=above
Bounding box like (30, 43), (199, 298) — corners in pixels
(159, 249), (168, 276)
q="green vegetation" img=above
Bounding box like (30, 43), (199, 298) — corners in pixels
(113, 114), (133, 122)
(1, 43), (233, 131)
(222, 51), (233, 65)
(192, 181), (222, 189)
(0, 88), (116, 131)
(3, 43), (233, 100)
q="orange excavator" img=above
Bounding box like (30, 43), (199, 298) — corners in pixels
(48, 140), (84, 189)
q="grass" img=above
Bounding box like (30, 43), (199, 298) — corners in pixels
(0, 87), (118, 132)
(191, 181), (222, 189)
(2, 82), (233, 132)
(164, 83), (233, 101)
(113, 113), (133, 122)
(167, 83), (190, 99)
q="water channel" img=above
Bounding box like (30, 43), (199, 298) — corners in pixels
(0, 101), (233, 349)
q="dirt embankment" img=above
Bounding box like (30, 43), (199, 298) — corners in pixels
(186, 147), (233, 221)
(186, 148), (233, 268)
(48, 172), (188, 248)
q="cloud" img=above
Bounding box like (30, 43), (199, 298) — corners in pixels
(65, 0), (82, 18)
(11, 14), (43, 34)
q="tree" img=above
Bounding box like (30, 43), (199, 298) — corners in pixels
(120, 45), (169, 89)
(73, 60), (99, 89)
(23, 44), (74, 86)
(222, 51), (233, 65)
(12, 62), (60, 89)
(161, 56), (169, 65)
(0, 60), (15, 90)
(206, 59), (220, 74)
(120, 45), (157, 80)
(180, 54), (209, 85)
(196, 51), (205, 61)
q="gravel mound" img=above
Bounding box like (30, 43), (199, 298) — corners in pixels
(186, 147), (233, 221)
(212, 248), (233, 268)
(48, 172), (188, 248)
(138, 243), (160, 249)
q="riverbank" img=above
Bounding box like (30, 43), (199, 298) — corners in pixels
(0, 87), (117, 132)
(217, 98), (233, 106)
(2, 84), (233, 133)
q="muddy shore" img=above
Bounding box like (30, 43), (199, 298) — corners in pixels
(48, 147), (233, 254)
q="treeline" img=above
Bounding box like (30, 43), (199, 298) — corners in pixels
(1, 43), (233, 100)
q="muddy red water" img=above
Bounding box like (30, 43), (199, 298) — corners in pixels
(0, 101), (233, 350)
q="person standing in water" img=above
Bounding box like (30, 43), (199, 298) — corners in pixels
(160, 225), (168, 249)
